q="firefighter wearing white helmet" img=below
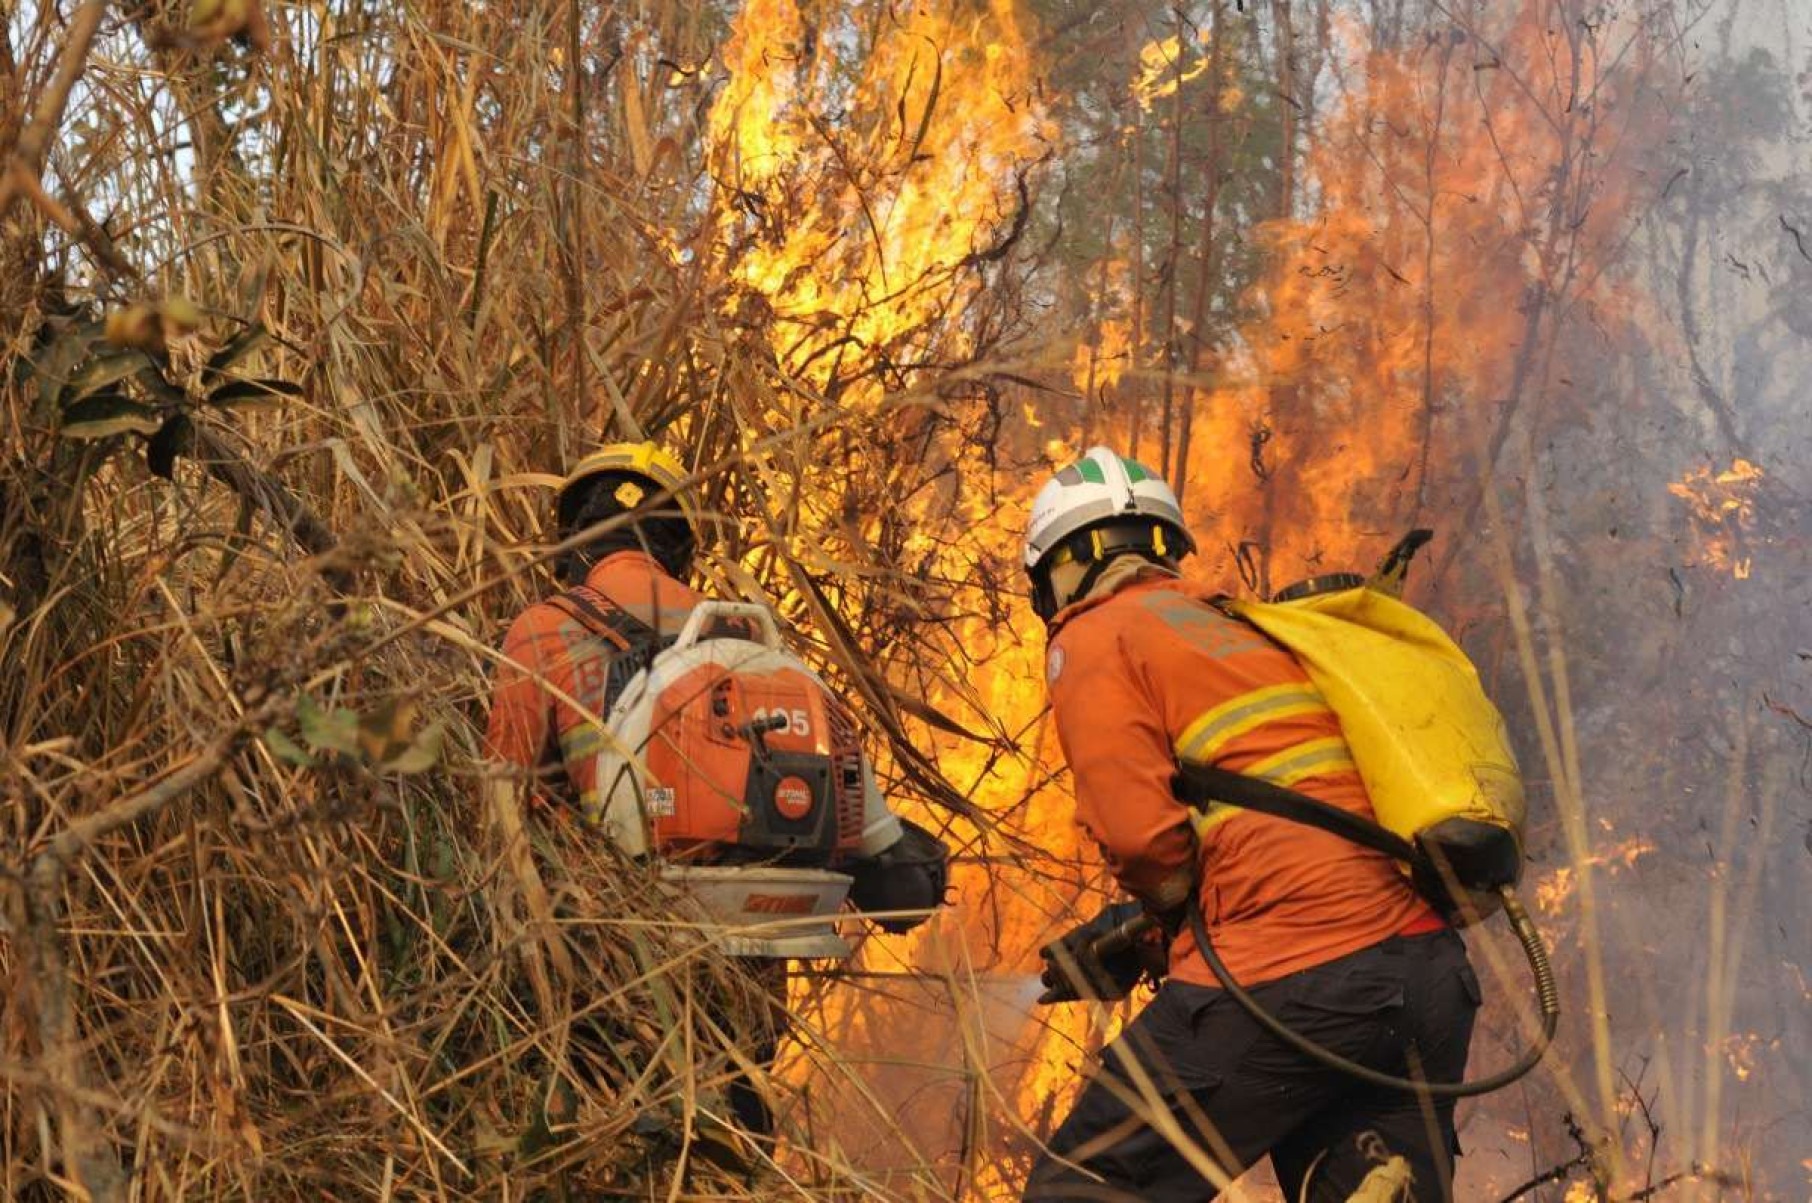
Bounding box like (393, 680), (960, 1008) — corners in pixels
(1018, 446), (1478, 1201)
(1023, 446), (1195, 622)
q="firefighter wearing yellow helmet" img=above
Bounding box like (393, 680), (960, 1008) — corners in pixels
(483, 439), (949, 1142)
(553, 440), (698, 583)
(485, 439), (753, 1123)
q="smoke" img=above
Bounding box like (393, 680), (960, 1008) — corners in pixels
(782, 926), (1081, 1198)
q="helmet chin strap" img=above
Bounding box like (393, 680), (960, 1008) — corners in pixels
(1068, 554), (1118, 607)
(1035, 523), (1180, 622)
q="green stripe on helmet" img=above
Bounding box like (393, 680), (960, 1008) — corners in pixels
(1121, 458), (1150, 482)
(1075, 457), (1107, 484)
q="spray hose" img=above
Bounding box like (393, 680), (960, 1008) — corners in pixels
(1183, 883), (1558, 1097)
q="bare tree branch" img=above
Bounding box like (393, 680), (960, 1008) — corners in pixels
(0, 0), (109, 219)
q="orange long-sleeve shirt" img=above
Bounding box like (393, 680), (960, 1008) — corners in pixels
(1046, 569), (1439, 987)
(485, 551), (705, 811)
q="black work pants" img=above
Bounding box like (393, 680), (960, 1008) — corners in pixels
(1022, 929), (1480, 1202)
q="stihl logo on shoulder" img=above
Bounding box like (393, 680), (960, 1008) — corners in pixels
(743, 893), (818, 915)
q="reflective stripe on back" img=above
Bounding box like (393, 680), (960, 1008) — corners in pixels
(1174, 682), (1330, 762)
(561, 724), (607, 762)
(1190, 803), (1240, 839)
(1243, 736), (1356, 788)
(1185, 736), (1359, 839)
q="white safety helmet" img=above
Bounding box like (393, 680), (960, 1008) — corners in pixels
(1024, 446), (1194, 621)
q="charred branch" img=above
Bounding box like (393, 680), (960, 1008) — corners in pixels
(1248, 423), (1272, 482)
(176, 422), (352, 595)
(961, 168), (1036, 269)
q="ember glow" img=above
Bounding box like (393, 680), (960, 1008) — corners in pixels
(1533, 834), (1655, 918)
(1669, 458), (1766, 579)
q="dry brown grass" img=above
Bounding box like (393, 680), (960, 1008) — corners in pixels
(0, 2), (1046, 1198)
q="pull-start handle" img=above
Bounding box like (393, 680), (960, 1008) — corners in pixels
(671, 601), (782, 651)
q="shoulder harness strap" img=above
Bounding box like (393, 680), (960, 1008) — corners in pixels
(546, 585), (672, 713)
(547, 585), (643, 648)
(1171, 761), (1423, 869)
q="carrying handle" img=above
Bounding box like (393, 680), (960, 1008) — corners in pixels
(670, 601), (782, 652)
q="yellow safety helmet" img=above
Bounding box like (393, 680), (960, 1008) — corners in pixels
(555, 441), (701, 578)
(555, 440), (697, 534)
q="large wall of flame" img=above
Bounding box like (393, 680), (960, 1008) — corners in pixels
(704, 0), (1809, 1198)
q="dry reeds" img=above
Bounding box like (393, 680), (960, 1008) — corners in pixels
(0, 1), (1045, 1198)
(7, 0), (1801, 1199)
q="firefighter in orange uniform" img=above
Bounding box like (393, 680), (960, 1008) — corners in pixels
(1019, 448), (1481, 1202)
(484, 442), (707, 811)
(482, 441), (791, 1134)
(485, 440), (947, 1141)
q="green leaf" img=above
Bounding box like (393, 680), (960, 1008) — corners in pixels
(263, 727), (315, 767)
(146, 413), (194, 480)
(380, 723), (444, 775)
(296, 694), (361, 755)
(205, 323), (271, 377)
(59, 393), (163, 440)
(64, 350), (154, 402)
(207, 377), (303, 409)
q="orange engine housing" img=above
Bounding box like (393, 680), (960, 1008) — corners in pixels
(600, 631), (869, 864)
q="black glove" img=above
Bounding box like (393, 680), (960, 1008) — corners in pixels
(1036, 901), (1167, 1005)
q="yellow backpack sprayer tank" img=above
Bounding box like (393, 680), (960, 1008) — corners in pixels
(1226, 530), (1526, 921)
(1163, 531), (1558, 1096)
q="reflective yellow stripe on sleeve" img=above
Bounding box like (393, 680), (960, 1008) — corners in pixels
(1174, 683), (1331, 763)
(1190, 803), (1240, 838)
(1242, 736), (1357, 788)
(560, 724), (607, 762)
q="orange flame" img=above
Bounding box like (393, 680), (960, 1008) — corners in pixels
(998, 4), (1685, 1193)
(1132, 31), (1212, 110)
(710, 0), (1053, 389)
(1136, 8), (1667, 595)
(1071, 317), (1132, 396)
(704, 0), (1733, 1194)
(706, 1), (1088, 1181)
(1668, 458), (1765, 578)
